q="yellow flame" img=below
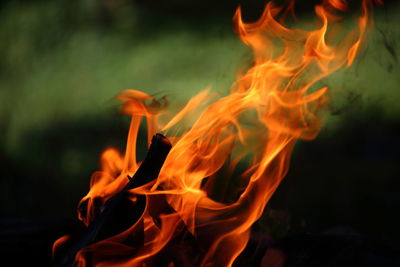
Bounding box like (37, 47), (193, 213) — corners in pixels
(54, 1), (380, 266)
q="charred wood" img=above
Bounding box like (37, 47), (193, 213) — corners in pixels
(53, 133), (172, 267)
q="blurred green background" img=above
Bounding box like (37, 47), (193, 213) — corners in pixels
(0, 0), (399, 240)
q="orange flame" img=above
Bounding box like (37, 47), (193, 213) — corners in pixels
(54, 0), (379, 266)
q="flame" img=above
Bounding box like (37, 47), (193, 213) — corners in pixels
(54, 0), (379, 266)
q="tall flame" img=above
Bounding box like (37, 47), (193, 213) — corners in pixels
(54, 0), (380, 266)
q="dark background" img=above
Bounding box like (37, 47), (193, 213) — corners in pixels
(0, 0), (399, 264)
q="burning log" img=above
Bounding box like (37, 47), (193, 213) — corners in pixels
(53, 133), (172, 267)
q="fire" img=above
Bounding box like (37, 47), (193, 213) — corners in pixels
(54, 0), (380, 266)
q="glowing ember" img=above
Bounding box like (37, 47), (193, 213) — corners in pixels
(54, 0), (381, 266)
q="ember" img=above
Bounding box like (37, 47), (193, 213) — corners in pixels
(53, 0), (382, 266)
